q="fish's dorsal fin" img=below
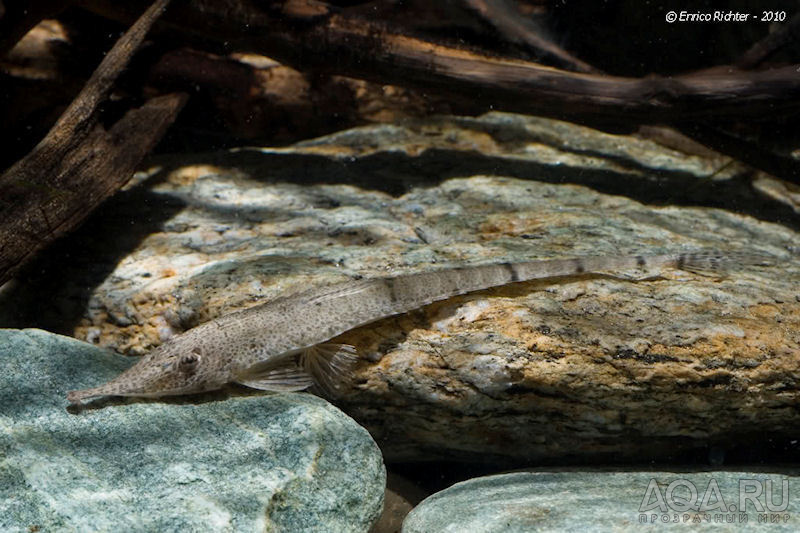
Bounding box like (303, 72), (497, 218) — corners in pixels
(299, 343), (360, 398)
(236, 357), (314, 392)
(302, 279), (377, 305)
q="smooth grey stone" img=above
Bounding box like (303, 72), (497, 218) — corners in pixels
(0, 328), (385, 533)
(403, 471), (799, 532)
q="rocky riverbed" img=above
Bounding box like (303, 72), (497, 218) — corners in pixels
(3, 112), (798, 531)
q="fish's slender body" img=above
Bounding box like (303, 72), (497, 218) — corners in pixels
(67, 251), (767, 404)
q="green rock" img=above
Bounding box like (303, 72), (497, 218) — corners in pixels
(0, 329), (385, 532)
(403, 471), (800, 532)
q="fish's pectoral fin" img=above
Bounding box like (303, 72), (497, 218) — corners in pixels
(235, 357), (314, 392)
(299, 343), (360, 398)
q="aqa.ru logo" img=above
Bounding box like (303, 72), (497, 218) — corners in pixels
(639, 478), (789, 514)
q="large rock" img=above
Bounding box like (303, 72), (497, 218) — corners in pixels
(402, 470), (800, 532)
(2, 113), (799, 463)
(0, 329), (385, 532)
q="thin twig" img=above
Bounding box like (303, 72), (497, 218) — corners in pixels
(463, 0), (600, 73)
(737, 11), (800, 69)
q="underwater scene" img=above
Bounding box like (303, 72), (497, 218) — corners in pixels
(1, 1), (799, 531)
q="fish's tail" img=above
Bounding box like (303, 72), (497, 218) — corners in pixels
(670, 251), (775, 276)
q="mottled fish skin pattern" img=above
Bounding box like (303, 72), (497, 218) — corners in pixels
(66, 251), (770, 404)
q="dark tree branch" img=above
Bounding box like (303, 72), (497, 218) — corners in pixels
(77, 1), (800, 124)
(0, 0), (184, 286)
(682, 12), (800, 186)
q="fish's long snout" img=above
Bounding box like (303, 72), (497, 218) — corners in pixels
(67, 354), (154, 404)
(67, 387), (105, 404)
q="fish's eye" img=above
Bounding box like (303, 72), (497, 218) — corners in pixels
(179, 351), (201, 369)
